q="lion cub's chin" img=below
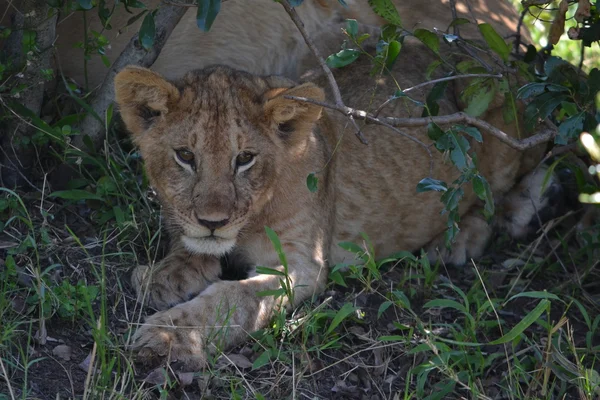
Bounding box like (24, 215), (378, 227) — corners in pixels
(182, 236), (236, 256)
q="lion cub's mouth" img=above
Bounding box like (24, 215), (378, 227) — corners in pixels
(181, 235), (236, 256)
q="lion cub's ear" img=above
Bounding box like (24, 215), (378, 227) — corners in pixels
(264, 83), (325, 135)
(114, 66), (180, 137)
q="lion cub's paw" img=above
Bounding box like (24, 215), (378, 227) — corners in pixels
(132, 253), (221, 311)
(132, 306), (207, 369)
(426, 213), (492, 266)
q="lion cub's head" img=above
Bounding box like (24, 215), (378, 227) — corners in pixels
(115, 65), (324, 256)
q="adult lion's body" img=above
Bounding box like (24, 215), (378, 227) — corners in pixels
(114, 38), (551, 366)
(1, 0), (530, 88)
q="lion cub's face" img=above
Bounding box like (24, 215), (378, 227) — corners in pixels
(115, 66), (324, 256)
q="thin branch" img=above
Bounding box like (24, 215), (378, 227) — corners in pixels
(515, 8), (527, 55)
(279, 0), (343, 108)
(373, 73), (503, 117)
(279, 0), (371, 144)
(285, 95), (557, 152)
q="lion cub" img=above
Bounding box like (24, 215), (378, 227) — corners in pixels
(115, 41), (554, 366)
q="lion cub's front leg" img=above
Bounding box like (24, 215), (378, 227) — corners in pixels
(132, 249), (327, 368)
(132, 243), (221, 310)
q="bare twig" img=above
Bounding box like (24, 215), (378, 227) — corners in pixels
(285, 95), (557, 151)
(373, 73), (503, 117)
(74, 2), (188, 150)
(515, 8), (528, 55)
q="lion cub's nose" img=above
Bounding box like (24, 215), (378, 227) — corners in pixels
(197, 217), (230, 231)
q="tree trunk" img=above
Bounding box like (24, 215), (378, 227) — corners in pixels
(0, 0), (58, 188)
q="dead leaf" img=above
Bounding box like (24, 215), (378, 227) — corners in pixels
(52, 344), (72, 361)
(575, 0), (591, 22)
(549, 0), (569, 45)
(224, 353), (253, 369)
(143, 367), (168, 385)
(176, 371), (195, 386)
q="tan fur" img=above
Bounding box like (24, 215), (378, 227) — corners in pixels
(1, 0), (530, 88)
(114, 38), (548, 366)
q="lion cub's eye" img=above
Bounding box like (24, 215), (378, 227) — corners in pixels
(236, 152), (255, 168)
(175, 149), (195, 165)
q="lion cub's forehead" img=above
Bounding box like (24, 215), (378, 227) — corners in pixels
(179, 67), (270, 115)
(171, 67), (276, 146)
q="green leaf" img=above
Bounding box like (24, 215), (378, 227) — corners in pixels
(506, 291), (561, 303)
(448, 133), (471, 170)
(478, 23), (510, 62)
(464, 83), (496, 117)
(524, 91), (568, 131)
(385, 40), (401, 70)
(472, 175), (494, 218)
(556, 112), (585, 145)
(416, 177), (448, 193)
(367, 0), (402, 26)
(346, 19), (358, 37)
(441, 187), (464, 212)
(425, 60), (442, 80)
(326, 302), (356, 335)
(255, 266), (286, 276)
(264, 226), (288, 268)
(50, 190), (105, 202)
(454, 125), (482, 142)
(449, 17), (470, 28)
(338, 241), (364, 255)
(392, 290), (411, 309)
(414, 29), (439, 54)
(423, 299), (468, 314)
(256, 288), (287, 298)
(139, 12), (155, 50)
(106, 103), (114, 126)
(196, 0), (221, 32)
(306, 173), (318, 192)
(329, 270), (347, 287)
(326, 49), (361, 68)
(77, 0), (93, 10)
(427, 122), (445, 141)
(516, 83), (570, 100)
(489, 299), (549, 345)
(252, 351), (271, 370)
(423, 81), (449, 117)
(378, 301), (393, 318)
